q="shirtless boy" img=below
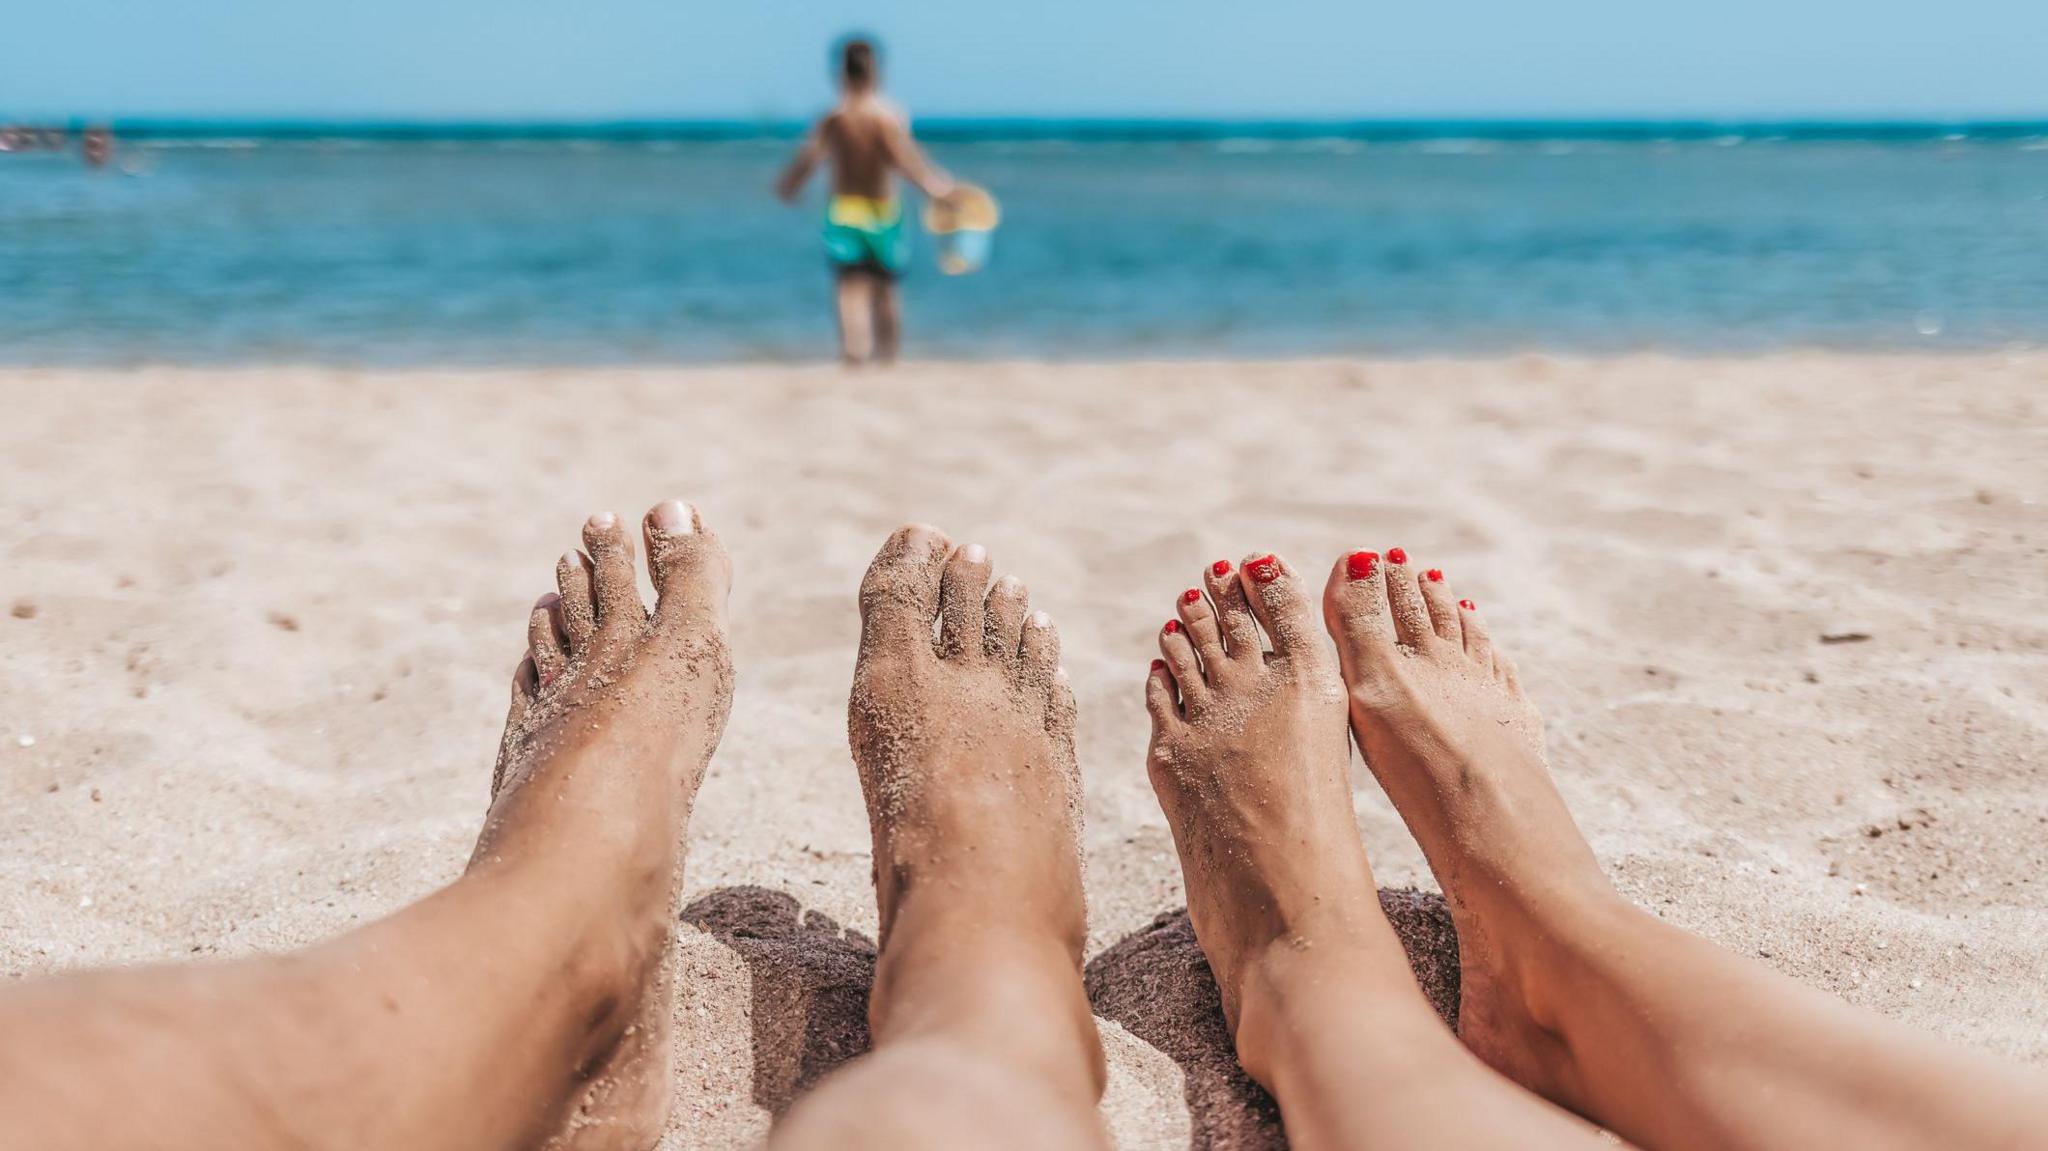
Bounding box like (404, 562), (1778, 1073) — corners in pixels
(777, 38), (955, 366)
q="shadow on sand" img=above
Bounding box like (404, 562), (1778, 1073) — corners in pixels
(683, 884), (1459, 1149)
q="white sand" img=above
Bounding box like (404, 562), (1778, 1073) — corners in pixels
(2, 356), (2044, 1148)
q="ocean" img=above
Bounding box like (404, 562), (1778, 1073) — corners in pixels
(3, 123), (2046, 363)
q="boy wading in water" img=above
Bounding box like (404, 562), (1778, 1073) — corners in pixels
(777, 37), (955, 366)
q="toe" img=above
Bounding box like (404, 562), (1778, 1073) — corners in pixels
(1203, 558), (1262, 661)
(1416, 565), (1465, 648)
(1322, 549), (1397, 682)
(510, 653), (539, 713)
(1176, 586), (1226, 681)
(1047, 667), (1078, 742)
(1380, 546), (1436, 649)
(1459, 598), (1493, 669)
(1018, 606), (1058, 685)
(1158, 618), (1207, 708)
(858, 524), (951, 659)
(528, 593), (568, 684)
(983, 575), (1030, 665)
(937, 544), (993, 660)
(1145, 658), (1182, 726)
(1237, 552), (1323, 660)
(581, 512), (647, 631)
(642, 500), (730, 630)
(555, 550), (597, 650)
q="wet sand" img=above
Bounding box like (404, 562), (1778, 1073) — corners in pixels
(2, 356), (2044, 1147)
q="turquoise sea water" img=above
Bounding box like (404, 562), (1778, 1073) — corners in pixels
(3, 123), (2046, 363)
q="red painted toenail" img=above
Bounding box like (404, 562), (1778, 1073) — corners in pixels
(1151, 658), (1166, 672)
(1164, 619), (1182, 634)
(1426, 568), (1444, 582)
(1345, 550), (1379, 580)
(1459, 599), (1476, 610)
(1182, 588), (1201, 605)
(1211, 560), (1232, 577)
(1387, 547), (1408, 565)
(1246, 555), (1281, 584)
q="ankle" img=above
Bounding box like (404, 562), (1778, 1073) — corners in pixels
(1231, 924), (1423, 1087)
(870, 920), (1104, 1102)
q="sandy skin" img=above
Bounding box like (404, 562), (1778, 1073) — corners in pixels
(0, 500), (733, 1151)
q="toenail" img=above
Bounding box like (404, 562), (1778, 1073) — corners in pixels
(1425, 568), (1444, 582)
(1211, 559), (1232, 577)
(1246, 555), (1282, 584)
(1459, 599), (1476, 610)
(1182, 588), (1201, 605)
(534, 592), (560, 609)
(649, 500), (693, 534)
(1030, 610), (1051, 629)
(961, 543), (987, 564)
(587, 512), (617, 531)
(1387, 546), (1408, 565)
(1164, 619), (1182, 635)
(1345, 550), (1379, 580)
(1150, 659), (1166, 672)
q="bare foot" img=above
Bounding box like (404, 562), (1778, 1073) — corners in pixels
(1320, 547), (1611, 1096)
(479, 500), (733, 1150)
(845, 525), (1103, 1098)
(1142, 552), (1428, 1083)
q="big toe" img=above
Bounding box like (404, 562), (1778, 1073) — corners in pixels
(642, 499), (730, 631)
(858, 523), (952, 659)
(1237, 552), (1327, 663)
(1323, 549), (1398, 685)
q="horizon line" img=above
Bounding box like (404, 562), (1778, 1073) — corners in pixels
(11, 116), (2048, 143)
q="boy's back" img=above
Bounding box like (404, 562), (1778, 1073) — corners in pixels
(816, 97), (907, 202)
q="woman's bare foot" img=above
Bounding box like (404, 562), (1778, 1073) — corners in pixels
(479, 500), (734, 1150)
(1143, 554), (1614, 1150)
(1320, 547), (1612, 1096)
(769, 526), (1107, 1150)
(1142, 552), (1427, 1081)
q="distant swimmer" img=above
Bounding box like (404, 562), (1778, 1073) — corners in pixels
(776, 36), (958, 366)
(82, 126), (113, 168)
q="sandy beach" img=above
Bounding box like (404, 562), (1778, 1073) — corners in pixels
(2, 355), (2044, 1148)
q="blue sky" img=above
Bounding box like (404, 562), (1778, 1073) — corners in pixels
(6, 0), (2045, 121)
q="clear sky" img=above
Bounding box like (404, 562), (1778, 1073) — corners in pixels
(6, 0), (2045, 122)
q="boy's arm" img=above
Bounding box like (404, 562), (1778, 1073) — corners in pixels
(884, 117), (955, 201)
(775, 125), (825, 203)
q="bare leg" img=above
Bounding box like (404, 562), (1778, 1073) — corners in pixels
(1143, 554), (1611, 1151)
(0, 501), (733, 1151)
(772, 527), (1108, 1150)
(834, 271), (875, 365)
(1321, 547), (2048, 1151)
(870, 278), (901, 365)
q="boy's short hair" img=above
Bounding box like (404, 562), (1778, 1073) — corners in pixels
(838, 37), (878, 86)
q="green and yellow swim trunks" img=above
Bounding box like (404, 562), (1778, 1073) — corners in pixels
(823, 195), (909, 278)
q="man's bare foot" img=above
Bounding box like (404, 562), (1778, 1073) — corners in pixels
(1320, 547), (1613, 1097)
(844, 525), (1104, 1100)
(1142, 552), (1435, 1084)
(478, 500), (733, 1150)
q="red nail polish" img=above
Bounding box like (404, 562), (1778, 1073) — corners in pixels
(1211, 559), (1232, 577)
(1182, 588), (1201, 605)
(1459, 599), (1476, 611)
(1387, 547), (1408, 565)
(1164, 619), (1182, 635)
(1425, 568), (1444, 582)
(1246, 555), (1281, 584)
(1150, 658), (1166, 672)
(1345, 550), (1379, 580)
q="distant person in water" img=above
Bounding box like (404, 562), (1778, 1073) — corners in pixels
(82, 127), (112, 168)
(776, 37), (956, 366)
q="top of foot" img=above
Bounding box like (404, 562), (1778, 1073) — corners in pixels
(848, 525), (1084, 952)
(1142, 552), (1411, 1062)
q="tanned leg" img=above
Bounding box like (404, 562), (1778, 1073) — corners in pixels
(1322, 545), (2048, 1151)
(0, 501), (733, 1151)
(870, 278), (901, 366)
(772, 527), (1108, 1150)
(834, 271), (875, 365)
(1143, 553), (1611, 1151)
